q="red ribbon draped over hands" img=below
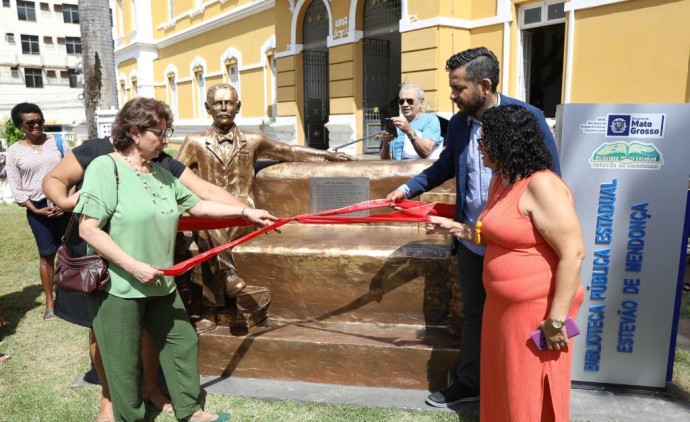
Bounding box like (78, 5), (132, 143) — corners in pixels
(162, 199), (455, 276)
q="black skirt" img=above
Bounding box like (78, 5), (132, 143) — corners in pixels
(54, 287), (92, 328)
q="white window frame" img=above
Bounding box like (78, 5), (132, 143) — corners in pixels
(270, 54), (277, 121)
(164, 64), (179, 118)
(519, 1), (566, 29)
(196, 70), (206, 118)
(516, 1), (566, 102)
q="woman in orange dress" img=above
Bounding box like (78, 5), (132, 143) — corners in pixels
(426, 105), (585, 421)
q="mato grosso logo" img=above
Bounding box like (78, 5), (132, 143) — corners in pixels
(606, 113), (666, 138)
(589, 142), (664, 170)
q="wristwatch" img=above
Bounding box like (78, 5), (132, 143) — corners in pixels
(408, 130), (417, 142)
(549, 319), (564, 330)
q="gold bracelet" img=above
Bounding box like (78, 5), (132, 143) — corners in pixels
(474, 220), (482, 245)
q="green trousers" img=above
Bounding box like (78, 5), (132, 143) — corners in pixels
(88, 290), (202, 421)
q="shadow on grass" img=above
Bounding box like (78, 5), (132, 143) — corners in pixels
(0, 284), (44, 338)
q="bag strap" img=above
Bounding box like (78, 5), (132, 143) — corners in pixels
(56, 137), (65, 158)
(60, 155), (120, 246)
(107, 155), (120, 201)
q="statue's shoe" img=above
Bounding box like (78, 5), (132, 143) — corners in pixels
(222, 269), (247, 298)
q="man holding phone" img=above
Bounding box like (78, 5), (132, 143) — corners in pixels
(379, 84), (443, 160)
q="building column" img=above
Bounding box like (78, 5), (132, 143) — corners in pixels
(325, 114), (358, 155)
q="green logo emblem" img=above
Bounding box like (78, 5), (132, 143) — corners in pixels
(590, 142), (663, 170)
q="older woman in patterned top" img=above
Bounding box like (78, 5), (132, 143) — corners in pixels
(5, 103), (71, 320)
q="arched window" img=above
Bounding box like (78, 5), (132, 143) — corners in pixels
(167, 72), (178, 118)
(195, 66), (205, 118)
(119, 79), (126, 103)
(361, 0), (401, 153)
(267, 49), (277, 121)
(225, 58), (239, 88)
(302, 0), (330, 150)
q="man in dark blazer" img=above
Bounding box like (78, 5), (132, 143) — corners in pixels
(386, 47), (560, 407)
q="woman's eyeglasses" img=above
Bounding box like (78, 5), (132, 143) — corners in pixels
(398, 98), (415, 106)
(147, 127), (175, 138)
(23, 119), (45, 127)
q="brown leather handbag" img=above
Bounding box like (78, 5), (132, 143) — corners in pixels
(53, 156), (119, 294)
(54, 242), (110, 293)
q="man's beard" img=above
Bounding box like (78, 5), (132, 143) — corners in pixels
(456, 91), (484, 116)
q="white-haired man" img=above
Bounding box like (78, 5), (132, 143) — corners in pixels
(379, 84), (443, 160)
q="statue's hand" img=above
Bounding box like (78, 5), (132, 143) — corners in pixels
(327, 151), (357, 161)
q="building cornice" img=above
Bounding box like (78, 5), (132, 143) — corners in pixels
(156, 0), (275, 49)
(564, 0), (629, 12)
(114, 42), (158, 66)
(399, 14), (511, 33)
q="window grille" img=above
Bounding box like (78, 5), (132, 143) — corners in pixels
(65, 37), (82, 54)
(302, 0), (328, 50)
(25, 68), (43, 88)
(21, 34), (40, 55)
(63, 3), (79, 23)
(68, 69), (81, 88)
(363, 0), (401, 34)
(17, 1), (37, 21)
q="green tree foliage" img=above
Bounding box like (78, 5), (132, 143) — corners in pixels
(2, 118), (25, 148)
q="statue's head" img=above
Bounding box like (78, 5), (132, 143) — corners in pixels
(206, 83), (241, 130)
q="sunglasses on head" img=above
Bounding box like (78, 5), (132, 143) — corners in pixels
(23, 118), (45, 127)
(398, 98), (416, 106)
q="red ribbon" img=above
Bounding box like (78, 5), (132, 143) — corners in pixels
(162, 199), (455, 276)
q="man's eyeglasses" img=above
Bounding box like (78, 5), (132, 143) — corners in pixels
(147, 127), (175, 139)
(23, 118), (45, 127)
(398, 98), (416, 106)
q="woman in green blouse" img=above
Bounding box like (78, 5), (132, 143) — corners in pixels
(75, 97), (276, 422)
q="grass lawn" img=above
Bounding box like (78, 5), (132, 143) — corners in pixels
(0, 204), (469, 421)
(1, 203), (688, 421)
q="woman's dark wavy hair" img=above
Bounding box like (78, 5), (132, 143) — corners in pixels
(481, 105), (552, 183)
(111, 97), (173, 151)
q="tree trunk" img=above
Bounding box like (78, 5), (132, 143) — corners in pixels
(79, 1), (118, 139)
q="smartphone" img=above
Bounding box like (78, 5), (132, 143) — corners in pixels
(530, 317), (580, 350)
(383, 118), (397, 134)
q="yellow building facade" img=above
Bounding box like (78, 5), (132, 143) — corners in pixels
(113, 0), (690, 155)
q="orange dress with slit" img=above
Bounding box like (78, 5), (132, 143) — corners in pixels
(478, 171), (584, 422)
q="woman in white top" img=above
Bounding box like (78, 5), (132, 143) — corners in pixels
(5, 103), (71, 320)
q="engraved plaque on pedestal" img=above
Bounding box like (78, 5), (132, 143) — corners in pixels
(309, 177), (370, 216)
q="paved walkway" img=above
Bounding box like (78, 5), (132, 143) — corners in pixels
(72, 264), (690, 421)
(191, 373), (690, 422)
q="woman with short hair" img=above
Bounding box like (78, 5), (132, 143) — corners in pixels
(75, 97), (276, 422)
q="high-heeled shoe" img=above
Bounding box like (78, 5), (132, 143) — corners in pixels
(178, 412), (231, 422)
